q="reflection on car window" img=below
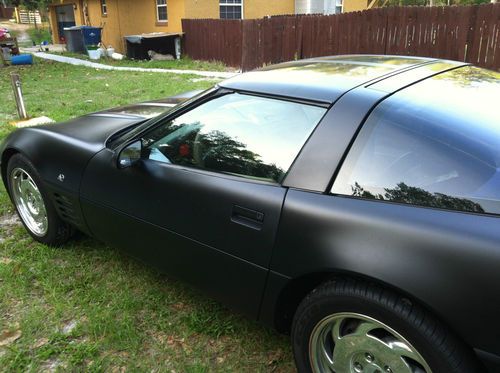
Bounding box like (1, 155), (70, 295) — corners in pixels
(142, 93), (326, 183)
(332, 66), (500, 214)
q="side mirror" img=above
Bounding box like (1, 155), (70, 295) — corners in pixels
(118, 140), (142, 168)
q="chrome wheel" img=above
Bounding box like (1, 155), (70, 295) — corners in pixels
(10, 167), (48, 237)
(309, 312), (432, 373)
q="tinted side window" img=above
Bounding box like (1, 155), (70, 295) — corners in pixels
(332, 67), (500, 214)
(143, 93), (326, 183)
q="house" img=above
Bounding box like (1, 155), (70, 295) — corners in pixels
(48, 0), (369, 54)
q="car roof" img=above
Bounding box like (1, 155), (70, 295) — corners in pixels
(219, 55), (453, 104)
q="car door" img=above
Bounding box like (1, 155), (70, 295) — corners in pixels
(80, 91), (327, 316)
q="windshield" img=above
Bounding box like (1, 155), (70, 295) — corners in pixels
(108, 87), (217, 149)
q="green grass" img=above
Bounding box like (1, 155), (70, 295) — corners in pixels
(52, 52), (231, 72)
(0, 59), (294, 372)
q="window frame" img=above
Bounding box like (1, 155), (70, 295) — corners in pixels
(156, 0), (168, 23)
(219, 0), (244, 20)
(100, 0), (107, 16)
(138, 89), (329, 185)
(335, 0), (343, 14)
(329, 94), (500, 216)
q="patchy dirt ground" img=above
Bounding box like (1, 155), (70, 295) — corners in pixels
(0, 213), (20, 244)
(0, 20), (31, 44)
(0, 58), (295, 372)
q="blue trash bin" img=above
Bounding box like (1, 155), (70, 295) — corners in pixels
(80, 26), (102, 46)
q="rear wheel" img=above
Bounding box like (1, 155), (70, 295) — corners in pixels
(291, 279), (481, 373)
(7, 153), (73, 246)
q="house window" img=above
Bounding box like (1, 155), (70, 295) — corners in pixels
(101, 0), (107, 15)
(220, 0), (242, 20)
(156, 0), (168, 22)
(335, 0), (343, 14)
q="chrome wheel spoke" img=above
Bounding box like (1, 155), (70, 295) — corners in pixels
(331, 319), (342, 341)
(309, 313), (432, 373)
(17, 174), (26, 193)
(10, 167), (48, 237)
(320, 347), (335, 372)
(330, 337), (352, 372)
(385, 356), (414, 373)
(387, 339), (422, 362)
(353, 320), (378, 337)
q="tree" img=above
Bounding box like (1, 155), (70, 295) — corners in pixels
(350, 182), (484, 213)
(382, 0), (490, 5)
(19, 0), (50, 29)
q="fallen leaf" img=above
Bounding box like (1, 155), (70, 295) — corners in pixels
(216, 356), (225, 364)
(267, 348), (284, 366)
(33, 338), (49, 349)
(0, 258), (12, 264)
(0, 329), (22, 346)
(166, 335), (175, 346)
(62, 320), (78, 335)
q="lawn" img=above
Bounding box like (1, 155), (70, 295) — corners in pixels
(0, 59), (294, 372)
(51, 52), (231, 72)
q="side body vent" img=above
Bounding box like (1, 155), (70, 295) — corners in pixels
(53, 192), (86, 231)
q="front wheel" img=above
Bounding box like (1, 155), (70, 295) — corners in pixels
(291, 279), (481, 373)
(7, 153), (73, 246)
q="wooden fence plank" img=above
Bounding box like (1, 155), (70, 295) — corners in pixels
(492, 5), (500, 70)
(182, 4), (500, 71)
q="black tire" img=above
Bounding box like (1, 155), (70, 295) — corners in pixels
(291, 278), (482, 373)
(6, 153), (73, 246)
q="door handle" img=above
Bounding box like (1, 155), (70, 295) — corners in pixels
(231, 205), (264, 230)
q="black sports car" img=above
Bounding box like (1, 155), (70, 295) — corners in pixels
(1, 55), (499, 373)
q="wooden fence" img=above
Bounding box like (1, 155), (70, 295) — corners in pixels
(182, 3), (500, 71)
(0, 6), (15, 19)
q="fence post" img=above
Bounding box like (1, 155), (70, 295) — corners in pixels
(10, 73), (28, 120)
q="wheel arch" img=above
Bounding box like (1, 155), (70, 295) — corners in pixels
(272, 269), (454, 336)
(0, 137), (90, 234)
(1, 147), (22, 193)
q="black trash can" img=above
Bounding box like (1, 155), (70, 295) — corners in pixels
(64, 26), (86, 53)
(64, 26), (103, 53)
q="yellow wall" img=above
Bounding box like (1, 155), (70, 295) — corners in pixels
(86, 0), (185, 52)
(244, 0), (294, 18)
(343, 0), (369, 13)
(50, 0), (185, 53)
(184, 0), (294, 19)
(49, 0), (368, 53)
(183, 0), (219, 19)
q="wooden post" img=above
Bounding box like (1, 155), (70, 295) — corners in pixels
(0, 48), (6, 67)
(10, 73), (28, 120)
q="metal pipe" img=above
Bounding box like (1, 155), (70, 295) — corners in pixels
(10, 73), (28, 120)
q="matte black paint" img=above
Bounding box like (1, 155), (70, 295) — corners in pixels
(79, 149), (286, 315)
(283, 60), (466, 192)
(220, 55), (437, 104)
(1, 56), (499, 369)
(271, 191), (500, 353)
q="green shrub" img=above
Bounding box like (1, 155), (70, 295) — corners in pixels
(27, 28), (51, 45)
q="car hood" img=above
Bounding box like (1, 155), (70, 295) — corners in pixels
(34, 89), (205, 150)
(0, 90), (204, 195)
(94, 89), (204, 119)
